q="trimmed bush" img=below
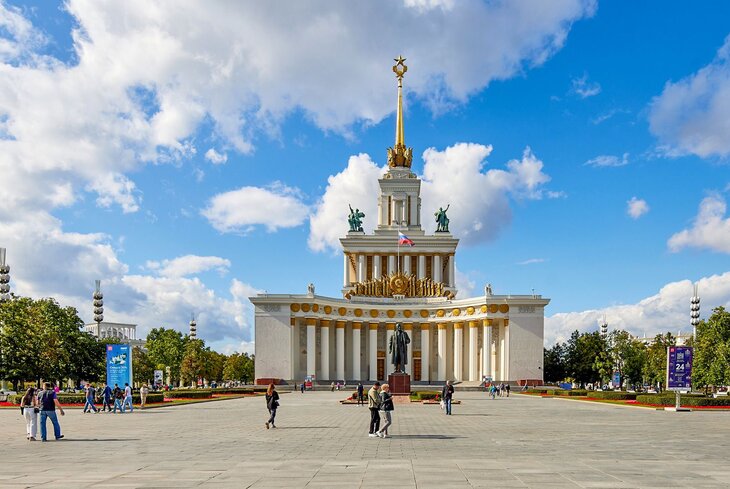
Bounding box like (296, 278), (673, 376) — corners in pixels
(164, 389), (213, 399)
(636, 394), (730, 407)
(212, 388), (254, 395)
(138, 393), (164, 404)
(410, 391), (440, 401)
(588, 391), (637, 401)
(8, 392), (165, 405)
(554, 390), (588, 397)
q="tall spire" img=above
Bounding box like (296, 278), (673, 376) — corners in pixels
(387, 55), (413, 168)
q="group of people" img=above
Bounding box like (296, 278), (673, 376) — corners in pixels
(329, 381), (346, 391)
(19, 383), (65, 442)
(367, 382), (395, 438)
(81, 382), (148, 413)
(485, 382), (510, 399)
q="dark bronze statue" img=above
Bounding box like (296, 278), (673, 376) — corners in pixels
(389, 322), (411, 373)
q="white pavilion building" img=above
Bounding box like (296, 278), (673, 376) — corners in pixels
(250, 58), (549, 385)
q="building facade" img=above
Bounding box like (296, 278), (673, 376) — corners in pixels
(250, 57), (549, 384)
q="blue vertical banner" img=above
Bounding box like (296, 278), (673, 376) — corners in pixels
(666, 346), (693, 391)
(106, 344), (132, 387)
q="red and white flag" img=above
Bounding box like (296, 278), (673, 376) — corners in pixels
(398, 232), (414, 246)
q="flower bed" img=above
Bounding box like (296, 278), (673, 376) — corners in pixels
(636, 394), (730, 407)
(164, 389), (213, 400)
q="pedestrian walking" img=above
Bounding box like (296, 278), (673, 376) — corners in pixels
(38, 382), (65, 441)
(122, 383), (134, 412)
(265, 383), (279, 429)
(367, 382), (381, 437)
(357, 382), (364, 406)
(140, 384), (149, 409)
(490, 384), (497, 399)
(113, 384), (124, 413)
(506, 384), (510, 397)
(330, 382), (335, 392)
(441, 381), (454, 415)
(83, 383), (98, 413)
(100, 383), (113, 412)
(20, 387), (38, 441)
(376, 384), (394, 438)
(300, 381), (305, 394)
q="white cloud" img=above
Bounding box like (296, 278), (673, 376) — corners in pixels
(545, 271), (730, 346)
(0, 1), (595, 218)
(584, 153), (629, 167)
(308, 154), (386, 252)
(668, 193), (730, 253)
(146, 255), (231, 278)
(308, 144), (555, 252)
(454, 266), (476, 298)
(517, 258), (546, 265)
(649, 35), (730, 158)
(591, 108), (630, 125)
(205, 148), (228, 165)
(202, 182), (309, 233)
(627, 197), (649, 219)
(571, 74), (601, 98)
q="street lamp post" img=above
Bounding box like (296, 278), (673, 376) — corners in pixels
(690, 283), (700, 339)
(93, 280), (104, 335)
(0, 248), (10, 302)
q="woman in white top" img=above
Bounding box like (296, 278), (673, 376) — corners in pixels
(140, 384), (149, 409)
(20, 387), (39, 441)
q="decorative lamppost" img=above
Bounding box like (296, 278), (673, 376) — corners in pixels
(189, 313), (197, 340)
(0, 248), (10, 303)
(93, 280), (104, 333)
(690, 283), (700, 339)
(600, 315), (608, 337)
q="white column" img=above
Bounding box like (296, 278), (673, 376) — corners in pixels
(404, 323), (413, 376)
(420, 323), (430, 382)
(320, 320), (330, 381)
(373, 254), (381, 278)
(469, 321), (478, 381)
(433, 255), (442, 282)
(290, 318), (298, 380)
(306, 318), (317, 377)
(418, 255), (426, 279)
(352, 322), (362, 381)
(499, 321), (506, 382)
(437, 323), (447, 381)
(357, 254), (366, 282)
(483, 319), (492, 380)
(454, 322), (463, 382)
(386, 323), (395, 374)
(491, 325), (498, 380)
(410, 194), (418, 225)
(336, 321), (345, 381)
(503, 319), (510, 382)
(343, 253), (350, 287)
(387, 255), (395, 275)
(369, 322), (378, 381)
(403, 254), (411, 275)
(449, 254), (455, 287)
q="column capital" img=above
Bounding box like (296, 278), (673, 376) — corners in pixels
(504, 319), (509, 327)
(402, 322), (413, 330)
(290, 318), (296, 326)
(420, 322), (430, 330)
(369, 322), (379, 330)
(320, 319), (332, 327)
(335, 320), (346, 328)
(352, 321), (362, 329)
(305, 317), (317, 326)
(386, 322), (396, 330)
(437, 322), (447, 330)
(484, 318), (493, 327)
(468, 320), (479, 328)
(454, 322), (464, 329)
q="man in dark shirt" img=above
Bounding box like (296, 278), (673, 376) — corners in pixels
(38, 382), (65, 441)
(83, 383), (98, 413)
(100, 383), (113, 412)
(357, 383), (364, 406)
(441, 381), (454, 415)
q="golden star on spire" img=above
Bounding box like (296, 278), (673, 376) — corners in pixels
(392, 55), (407, 80)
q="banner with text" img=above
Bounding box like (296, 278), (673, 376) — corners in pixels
(666, 346), (693, 391)
(106, 344), (132, 387)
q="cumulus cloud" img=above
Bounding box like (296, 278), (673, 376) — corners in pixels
(626, 197), (649, 219)
(308, 154), (386, 252)
(454, 266), (476, 298)
(205, 148), (228, 165)
(545, 271), (730, 346)
(308, 143), (555, 251)
(146, 255), (231, 278)
(202, 182), (309, 233)
(668, 193), (730, 253)
(649, 34), (730, 158)
(584, 153), (629, 167)
(571, 74), (601, 98)
(0, 1), (594, 219)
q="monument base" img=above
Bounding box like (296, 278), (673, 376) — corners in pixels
(388, 372), (411, 395)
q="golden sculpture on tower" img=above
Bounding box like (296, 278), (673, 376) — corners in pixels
(387, 55), (414, 168)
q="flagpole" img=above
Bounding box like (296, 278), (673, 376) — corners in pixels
(397, 220), (401, 275)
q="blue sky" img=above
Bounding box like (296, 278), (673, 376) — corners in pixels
(1, 1), (729, 351)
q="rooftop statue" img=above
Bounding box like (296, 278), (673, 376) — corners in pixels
(435, 204), (450, 232)
(348, 204), (365, 232)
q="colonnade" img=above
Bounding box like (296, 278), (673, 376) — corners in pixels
(292, 317), (509, 383)
(343, 253), (456, 287)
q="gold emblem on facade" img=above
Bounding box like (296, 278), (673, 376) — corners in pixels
(349, 272), (447, 298)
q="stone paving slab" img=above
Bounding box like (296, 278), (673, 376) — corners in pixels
(1, 391), (730, 487)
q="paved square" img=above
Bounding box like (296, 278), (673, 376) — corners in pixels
(1, 392), (729, 488)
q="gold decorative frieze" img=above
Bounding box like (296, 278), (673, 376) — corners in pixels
(290, 304), (301, 312)
(404, 310), (413, 318)
(348, 272), (448, 298)
(323, 305), (332, 314)
(338, 307), (347, 316)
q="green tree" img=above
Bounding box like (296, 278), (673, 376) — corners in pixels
(180, 339), (209, 386)
(566, 331), (607, 386)
(643, 332), (675, 391)
(146, 327), (186, 383)
(206, 350), (226, 382)
(622, 339), (646, 388)
(133, 346), (155, 386)
(543, 343), (566, 382)
(693, 306), (730, 389)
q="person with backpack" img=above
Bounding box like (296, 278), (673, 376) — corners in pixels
(376, 383), (394, 438)
(265, 383), (279, 429)
(20, 387), (38, 441)
(37, 382), (65, 441)
(112, 384), (124, 413)
(367, 382), (381, 437)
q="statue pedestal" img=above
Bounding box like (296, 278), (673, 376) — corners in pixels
(388, 372), (411, 396)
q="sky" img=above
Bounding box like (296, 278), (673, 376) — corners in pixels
(1, 0), (730, 353)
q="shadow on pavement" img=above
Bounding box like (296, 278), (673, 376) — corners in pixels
(60, 438), (141, 442)
(389, 434), (462, 439)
